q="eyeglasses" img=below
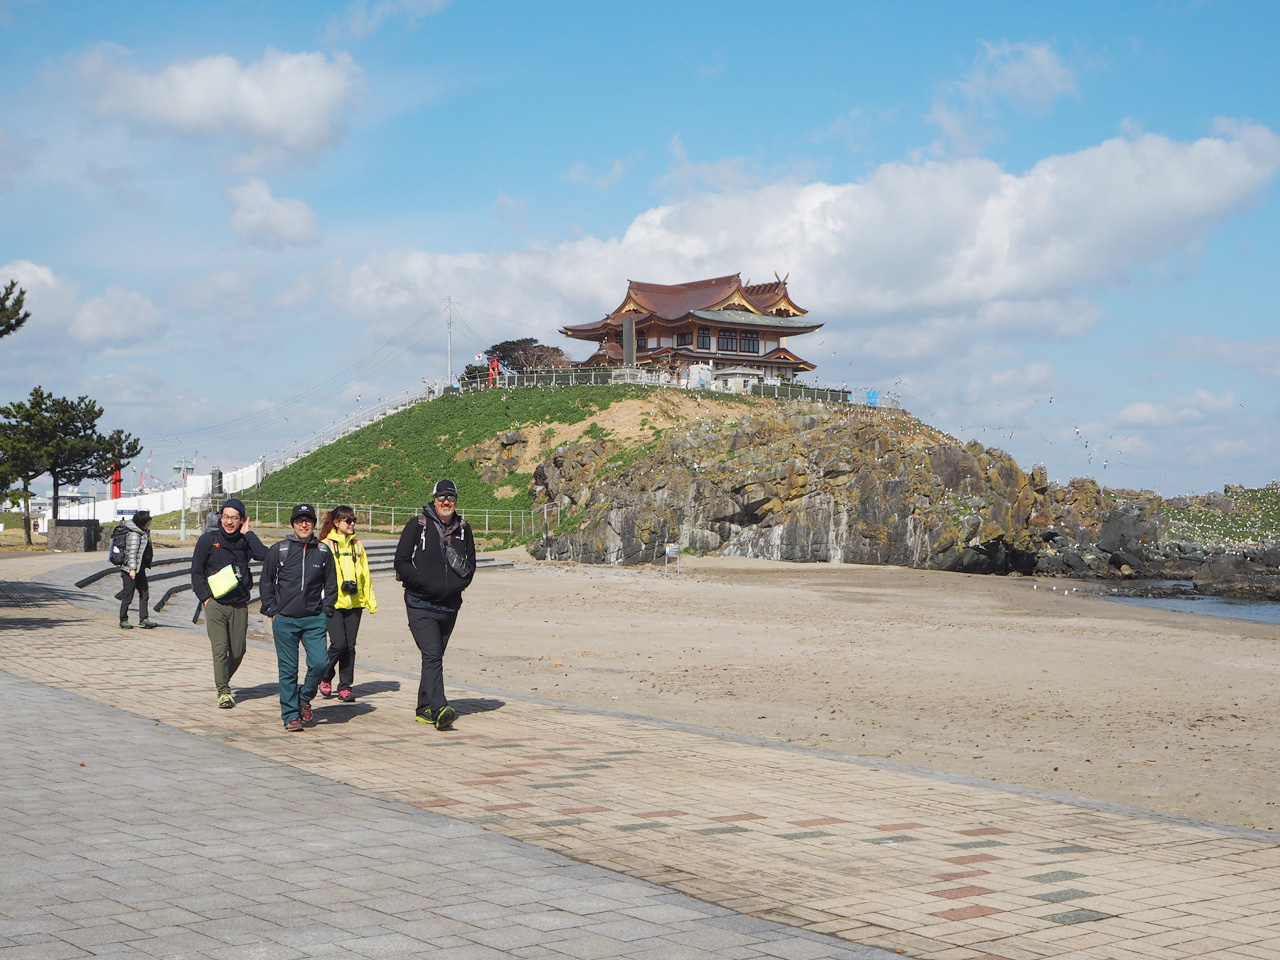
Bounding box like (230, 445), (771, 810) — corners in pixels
(435, 495), (457, 503)
(294, 517), (315, 525)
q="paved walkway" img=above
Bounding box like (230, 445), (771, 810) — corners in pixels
(2, 669), (894, 960)
(2, 572), (1280, 960)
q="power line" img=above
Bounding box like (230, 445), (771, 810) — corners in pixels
(141, 298), (450, 449)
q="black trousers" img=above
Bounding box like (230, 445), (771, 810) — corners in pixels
(323, 607), (364, 691)
(118, 570), (149, 621)
(406, 604), (458, 715)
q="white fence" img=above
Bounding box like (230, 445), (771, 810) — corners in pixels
(57, 461), (266, 522)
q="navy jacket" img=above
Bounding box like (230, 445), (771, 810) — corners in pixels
(260, 533), (338, 619)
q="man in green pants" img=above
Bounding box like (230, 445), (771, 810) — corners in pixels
(191, 498), (270, 708)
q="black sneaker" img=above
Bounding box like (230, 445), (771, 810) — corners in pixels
(434, 705), (457, 730)
(415, 708), (435, 724)
(119, 620), (134, 630)
(139, 619), (158, 629)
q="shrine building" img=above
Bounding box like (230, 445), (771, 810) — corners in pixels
(559, 273), (822, 381)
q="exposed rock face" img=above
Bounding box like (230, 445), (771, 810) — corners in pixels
(524, 405), (1127, 576)
(519, 403), (1280, 595)
(458, 430), (528, 485)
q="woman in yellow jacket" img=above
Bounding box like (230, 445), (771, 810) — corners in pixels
(318, 506), (377, 702)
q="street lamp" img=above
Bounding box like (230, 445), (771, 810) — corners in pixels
(173, 457), (193, 540)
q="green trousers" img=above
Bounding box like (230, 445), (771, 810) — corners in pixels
(206, 599), (248, 696)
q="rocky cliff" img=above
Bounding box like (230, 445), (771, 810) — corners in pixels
(510, 400), (1280, 586)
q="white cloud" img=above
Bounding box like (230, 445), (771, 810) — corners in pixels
(327, 123), (1280, 356)
(929, 41), (1079, 155)
(1115, 389), (1236, 427)
(70, 286), (165, 343)
(79, 45), (362, 166)
(567, 158), (627, 191)
(656, 133), (762, 195)
(170, 268), (259, 315)
(333, 0), (450, 38)
(1166, 332), (1280, 379)
(0, 127), (33, 189)
(227, 179), (319, 248)
(0, 259), (79, 328)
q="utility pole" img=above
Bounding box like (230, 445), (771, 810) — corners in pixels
(173, 455), (194, 541)
(446, 296), (454, 384)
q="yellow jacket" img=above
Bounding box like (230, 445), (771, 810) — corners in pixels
(323, 531), (378, 613)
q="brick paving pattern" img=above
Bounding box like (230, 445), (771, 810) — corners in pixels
(3, 576), (1280, 959)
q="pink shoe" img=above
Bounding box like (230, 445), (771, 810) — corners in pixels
(319, 680), (332, 698)
(337, 688), (355, 703)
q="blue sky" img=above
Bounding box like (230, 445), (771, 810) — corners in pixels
(3, 0), (1279, 496)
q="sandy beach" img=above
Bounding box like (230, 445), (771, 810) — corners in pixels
(338, 551), (1280, 832)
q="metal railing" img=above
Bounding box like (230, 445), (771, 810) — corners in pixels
(198, 500), (556, 538)
(262, 383), (437, 474)
(244, 367), (906, 488)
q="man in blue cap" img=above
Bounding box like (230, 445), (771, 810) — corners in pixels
(191, 498), (269, 708)
(261, 504), (337, 732)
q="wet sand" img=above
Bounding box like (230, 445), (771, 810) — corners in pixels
(349, 551), (1280, 832)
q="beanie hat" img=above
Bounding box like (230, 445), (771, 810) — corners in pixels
(221, 498), (247, 518)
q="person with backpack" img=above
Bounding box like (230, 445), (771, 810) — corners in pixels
(393, 479), (476, 729)
(317, 506), (377, 703)
(114, 510), (156, 629)
(260, 504), (337, 732)
(191, 498), (269, 709)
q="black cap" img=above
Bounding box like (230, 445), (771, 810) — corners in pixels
(290, 503), (318, 523)
(432, 479), (458, 500)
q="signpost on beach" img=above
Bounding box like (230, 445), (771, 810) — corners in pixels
(665, 543), (680, 575)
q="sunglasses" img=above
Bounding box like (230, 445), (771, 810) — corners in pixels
(435, 495), (457, 503)
(339, 517), (357, 524)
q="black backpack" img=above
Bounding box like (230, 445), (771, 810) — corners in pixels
(108, 524), (130, 566)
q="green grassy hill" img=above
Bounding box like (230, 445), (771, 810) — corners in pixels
(245, 384), (658, 514)
(243, 385), (1280, 551)
(1165, 487), (1280, 545)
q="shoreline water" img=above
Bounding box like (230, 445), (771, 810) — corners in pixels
(1104, 592), (1280, 626)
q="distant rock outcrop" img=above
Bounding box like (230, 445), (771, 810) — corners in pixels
(520, 401), (1280, 598)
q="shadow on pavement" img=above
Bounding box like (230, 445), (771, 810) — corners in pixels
(315, 702), (376, 724)
(352, 679), (400, 697)
(454, 696), (505, 716)
(234, 682), (278, 702)
(0, 615), (91, 631)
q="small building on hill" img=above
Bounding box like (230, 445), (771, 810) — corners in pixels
(560, 273), (822, 381)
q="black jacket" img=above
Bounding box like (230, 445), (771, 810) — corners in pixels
(394, 508), (476, 610)
(191, 528), (269, 606)
(259, 533), (337, 619)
